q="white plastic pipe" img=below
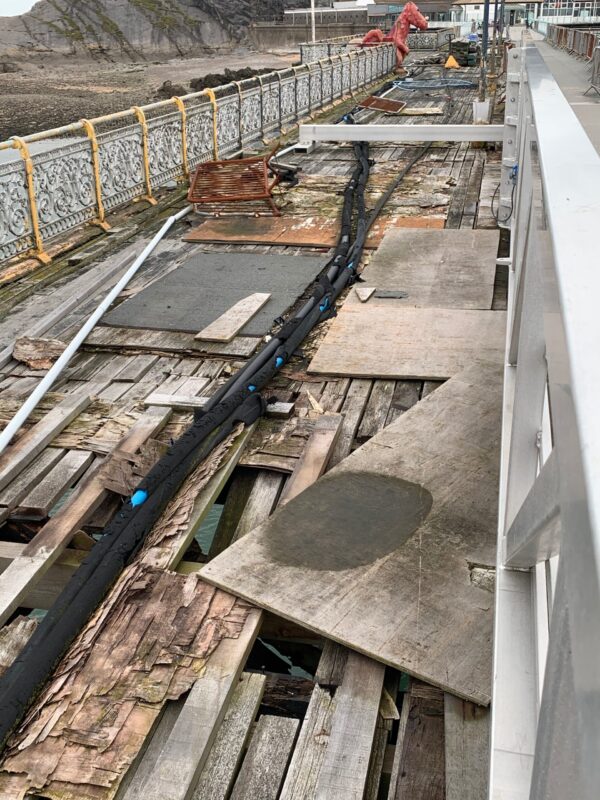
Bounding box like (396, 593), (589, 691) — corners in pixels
(311, 0), (316, 43)
(0, 205), (192, 455)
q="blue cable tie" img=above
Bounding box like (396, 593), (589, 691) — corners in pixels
(130, 489), (148, 507)
(248, 384), (256, 392)
(275, 356), (284, 369)
(319, 297), (330, 312)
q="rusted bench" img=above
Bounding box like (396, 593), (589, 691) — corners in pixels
(187, 148), (283, 216)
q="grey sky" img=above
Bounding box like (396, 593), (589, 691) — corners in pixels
(2, 0), (38, 16)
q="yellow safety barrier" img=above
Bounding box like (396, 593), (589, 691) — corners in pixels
(132, 106), (157, 205)
(203, 88), (219, 160)
(80, 119), (110, 231)
(10, 137), (51, 265)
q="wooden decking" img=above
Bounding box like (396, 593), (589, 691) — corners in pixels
(0, 62), (504, 800)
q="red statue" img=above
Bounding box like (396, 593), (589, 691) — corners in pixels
(361, 2), (428, 67)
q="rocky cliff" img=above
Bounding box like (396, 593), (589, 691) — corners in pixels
(0, 0), (284, 60)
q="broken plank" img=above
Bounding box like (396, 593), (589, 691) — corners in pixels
(0, 405), (171, 627)
(279, 414), (343, 505)
(15, 450), (94, 518)
(232, 470), (286, 543)
(314, 652), (385, 800)
(280, 684), (337, 800)
(201, 363), (502, 704)
(355, 287), (376, 303)
(133, 607), (262, 800)
(193, 672), (266, 800)
(196, 293), (271, 343)
(0, 616), (37, 677)
(356, 380), (395, 442)
(85, 326), (259, 359)
(444, 693), (490, 800)
(393, 681), (445, 800)
(230, 715), (299, 800)
(329, 379), (371, 467)
(143, 393), (293, 418)
(0, 447), (65, 512)
(0, 391), (94, 493)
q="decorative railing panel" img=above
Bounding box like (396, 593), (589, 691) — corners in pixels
(98, 125), (145, 211)
(185, 101), (214, 168)
(148, 111), (184, 188)
(0, 43), (394, 265)
(0, 158), (33, 260)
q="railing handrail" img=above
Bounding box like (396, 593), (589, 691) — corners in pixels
(491, 42), (600, 800)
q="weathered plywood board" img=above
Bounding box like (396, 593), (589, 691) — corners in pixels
(357, 229), (499, 310)
(308, 303), (505, 380)
(183, 215), (445, 250)
(202, 363), (502, 704)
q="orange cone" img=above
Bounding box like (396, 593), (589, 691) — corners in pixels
(445, 54), (460, 69)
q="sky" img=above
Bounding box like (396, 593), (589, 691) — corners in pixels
(2, 0), (38, 16)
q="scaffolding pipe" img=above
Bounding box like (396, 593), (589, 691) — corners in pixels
(0, 205), (192, 456)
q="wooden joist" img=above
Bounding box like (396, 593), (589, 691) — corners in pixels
(279, 414), (342, 505)
(195, 293), (271, 343)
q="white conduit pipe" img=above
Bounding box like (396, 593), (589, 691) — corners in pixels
(0, 205), (192, 455)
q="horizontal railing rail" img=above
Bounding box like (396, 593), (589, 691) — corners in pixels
(490, 43), (600, 800)
(0, 43), (395, 267)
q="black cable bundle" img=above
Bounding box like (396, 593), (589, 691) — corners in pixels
(0, 140), (373, 749)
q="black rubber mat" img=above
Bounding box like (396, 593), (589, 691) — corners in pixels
(103, 252), (327, 336)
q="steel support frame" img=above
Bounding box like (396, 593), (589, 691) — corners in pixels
(490, 44), (600, 800)
(298, 123), (505, 143)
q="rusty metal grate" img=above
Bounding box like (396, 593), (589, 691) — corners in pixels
(358, 96), (407, 114)
(187, 150), (282, 216)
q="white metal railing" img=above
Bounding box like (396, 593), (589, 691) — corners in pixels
(490, 43), (600, 800)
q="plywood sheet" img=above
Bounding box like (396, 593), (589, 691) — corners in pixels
(308, 303), (506, 380)
(358, 229), (500, 310)
(201, 362), (502, 705)
(183, 215), (445, 249)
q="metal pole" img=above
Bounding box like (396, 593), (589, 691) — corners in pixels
(480, 0), (491, 100)
(0, 205), (192, 455)
(311, 0), (316, 43)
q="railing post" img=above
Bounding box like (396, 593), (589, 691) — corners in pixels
(131, 106), (157, 205)
(171, 96), (189, 178)
(80, 119), (111, 230)
(9, 137), (51, 264)
(202, 88), (219, 160)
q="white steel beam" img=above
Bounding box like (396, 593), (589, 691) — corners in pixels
(299, 123), (505, 143)
(505, 450), (561, 568)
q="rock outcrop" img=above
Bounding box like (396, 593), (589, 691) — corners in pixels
(0, 0), (284, 60)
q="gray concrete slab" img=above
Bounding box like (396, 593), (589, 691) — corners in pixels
(103, 251), (327, 337)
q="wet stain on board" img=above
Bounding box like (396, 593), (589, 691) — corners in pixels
(265, 471), (433, 571)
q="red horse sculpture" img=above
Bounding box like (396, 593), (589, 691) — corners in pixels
(362, 2), (428, 67)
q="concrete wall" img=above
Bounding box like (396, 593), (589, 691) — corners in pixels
(249, 23), (368, 49)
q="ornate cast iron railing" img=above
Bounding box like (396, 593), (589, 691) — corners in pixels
(0, 43), (395, 266)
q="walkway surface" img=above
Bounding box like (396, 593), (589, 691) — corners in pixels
(514, 25), (600, 153)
